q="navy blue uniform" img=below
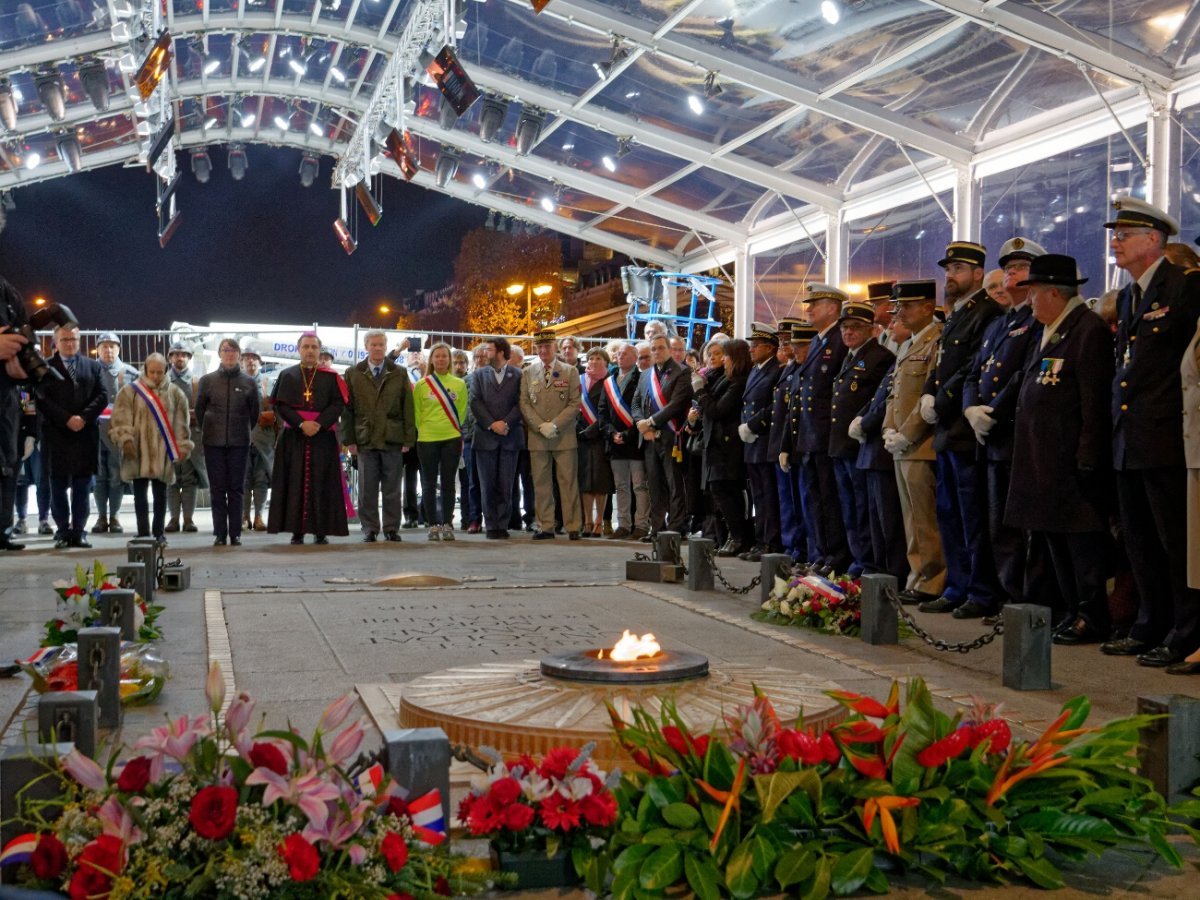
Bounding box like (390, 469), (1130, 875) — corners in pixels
(742, 356), (782, 552)
(768, 359), (807, 559)
(857, 365), (907, 581)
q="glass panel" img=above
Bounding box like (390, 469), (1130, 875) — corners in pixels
(1176, 107), (1200, 252)
(847, 192), (953, 287)
(851, 143), (936, 188)
(975, 55), (1126, 135)
(653, 168), (767, 224)
(0, 0), (110, 51)
(979, 126), (1147, 294)
(347, 0), (397, 33)
(1011, 0), (1189, 63)
(591, 207), (692, 251)
(532, 126), (687, 193)
(753, 237), (826, 325)
(736, 107), (854, 174)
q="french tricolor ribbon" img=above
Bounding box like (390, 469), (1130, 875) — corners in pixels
(24, 646), (62, 667)
(0, 833), (39, 867)
(132, 381), (182, 462)
(603, 374), (634, 428)
(801, 574), (847, 603)
(579, 374), (599, 426)
(99, 405), (113, 421)
(648, 366), (677, 432)
(355, 762), (384, 798)
(424, 373), (462, 435)
(407, 789), (446, 845)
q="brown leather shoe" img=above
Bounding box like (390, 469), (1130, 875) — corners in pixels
(254, 515), (267, 531)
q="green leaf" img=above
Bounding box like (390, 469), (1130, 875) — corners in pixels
(703, 740), (736, 791)
(638, 842), (685, 891)
(642, 827), (680, 846)
(725, 839), (760, 899)
(802, 854), (832, 900)
(829, 847), (873, 895)
(611, 863), (640, 900)
(1015, 855), (1065, 889)
(1016, 810), (1118, 840)
(636, 792), (660, 831)
(774, 848), (814, 889)
(647, 777), (684, 809)
(1060, 695), (1091, 731)
(754, 769), (821, 823)
(254, 729), (310, 755)
(685, 853), (722, 900)
(864, 865), (890, 894)
(751, 834), (777, 879)
(662, 801), (701, 828)
(613, 843), (655, 875)
(1146, 829), (1183, 868)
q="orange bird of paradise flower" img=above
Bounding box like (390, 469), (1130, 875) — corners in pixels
(861, 795), (920, 855)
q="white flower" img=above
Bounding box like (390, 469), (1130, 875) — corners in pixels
(779, 601), (792, 617)
(761, 599), (773, 611)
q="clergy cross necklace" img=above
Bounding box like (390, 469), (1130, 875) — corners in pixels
(302, 366), (317, 402)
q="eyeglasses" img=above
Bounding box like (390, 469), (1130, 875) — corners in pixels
(637, 354), (651, 360)
(1111, 229), (1152, 243)
(1002, 262), (1031, 274)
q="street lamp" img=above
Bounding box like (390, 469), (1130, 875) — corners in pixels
(506, 282), (553, 331)
(378, 304), (391, 315)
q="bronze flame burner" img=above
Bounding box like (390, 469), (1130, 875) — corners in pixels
(540, 649), (709, 684)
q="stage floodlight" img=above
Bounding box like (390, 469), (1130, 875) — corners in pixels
(56, 133), (82, 172)
(592, 38), (629, 82)
(425, 45), (479, 116)
(25, 150), (42, 171)
(190, 149), (211, 183)
(355, 181), (382, 226)
(35, 71), (67, 122)
(329, 64), (346, 83)
(228, 143), (248, 180)
(333, 217), (356, 255)
(385, 128), (419, 181)
(703, 70), (722, 100)
(434, 146), (460, 187)
(299, 151), (319, 188)
(514, 107), (544, 156)
(0, 79), (17, 132)
(78, 60), (110, 111)
(135, 31), (173, 101)
(274, 114), (291, 131)
(478, 96), (508, 143)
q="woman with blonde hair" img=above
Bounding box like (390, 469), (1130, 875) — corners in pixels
(413, 342), (468, 541)
(108, 353), (192, 545)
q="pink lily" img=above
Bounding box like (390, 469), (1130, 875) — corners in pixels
(346, 843), (368, 865)
(132, 714), (210, 782)
(301, 797), (370, 849)
(205, 662), (226, 715)
(97, 795), (143, 846)
(317, 695), (355, 733)
(62, 748), (107, 791)
(246, 762), (341, 825)
(327, 718), (367, 767)
(225, 692), (257, 739)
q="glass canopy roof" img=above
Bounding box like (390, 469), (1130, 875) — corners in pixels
(0, 0), (1198, 268)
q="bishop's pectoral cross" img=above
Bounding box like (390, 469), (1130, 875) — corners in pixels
(303, 387), (313, 402)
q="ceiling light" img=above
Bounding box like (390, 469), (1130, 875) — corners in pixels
(25, 151), (41, 170)
(540, 196), (555, 212)
(274, 115), (290, 130)
(299, 151), (319, 187)
(228, 143), (248, 180)
(56, 134), (82, 173)
(289, 56), (307, 76)
(0, 80), (17, 131)
(515, 107), (544, 155)
(203, 55), (220, 76)
(687, 94), (703, 115)
(204, 116), (218, 129)
(434, 146), (460, 187)
(478, 96), (508, 143)
(593, 37), (629, 82)
(190, 148), (211, 183)
(328, 65), (346, 83)
(248, 55), (267, 73)
(716, 16), (735, 49)
(240, 110), (256, 128)
(472, 170), (487, 189)
(35, 71), (67, 122)
(616, 136), (634, 158)
(601, 155), (616, 172)
(310, 119), (324, 137)
(821, 1), (841, 25)
(78, 61), (110, 111)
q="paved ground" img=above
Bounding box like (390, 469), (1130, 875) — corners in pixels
(1, 513), (1198, 896)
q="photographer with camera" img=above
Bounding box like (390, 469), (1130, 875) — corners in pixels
(0, 277), (30, 551)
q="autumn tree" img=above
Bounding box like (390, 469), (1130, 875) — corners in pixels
(453, 229), (562, 335)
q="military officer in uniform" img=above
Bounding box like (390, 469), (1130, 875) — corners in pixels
(830, 300), (895, 575)
(963, 237), (1046, 610)
(784, 285), (851, 573)
(1101, 198), (1200, 667)
(520, 329), (583, 540)
(738, 323), (783, 561)
(1006, 255), (1113, 644)
(868, 281), (898, 352)
(919, 241), (1003, 617)
(768, 320), (809, 561)
(883, 281), (946, 604)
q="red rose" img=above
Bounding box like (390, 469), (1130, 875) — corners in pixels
(501, 802), (535, 831)
(380, 831), (408, 873)
(280, 833), (320, 882)
(249, 741), (289, 776)
(580, 791), (618, 827)
(387, 895), (416, 900)
(916, 727), (973, 768)
(489, 776), (522, 806)
(31, 833), (68, 880)
(69, 835), (124, 900)
(434, 875), (451, 896)
(117, 756), (152, 793)
(454, 794), (472, 822)
(189, 785), (238, 841)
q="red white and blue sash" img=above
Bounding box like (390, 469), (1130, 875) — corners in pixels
(648, 366), (677, 432)
(132, 381), (182, 462)
(579, 374), (599, 426)
(0, 834), (38, 867)
(424, 373), (462, 434)
(604, 373), (635, 428)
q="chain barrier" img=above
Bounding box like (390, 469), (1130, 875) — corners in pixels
(702, 546), (761, 596)
(884, 583), (1003, 653)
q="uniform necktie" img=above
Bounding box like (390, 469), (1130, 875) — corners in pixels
(1131, 282), (1143, 313)
(544, 367), (551, 387)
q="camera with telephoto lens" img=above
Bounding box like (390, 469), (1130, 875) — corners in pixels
(14, 302), (78, 384)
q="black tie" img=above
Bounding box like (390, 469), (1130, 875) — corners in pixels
(372, 365), (381, 381)
(1131, 283), (1144, 314)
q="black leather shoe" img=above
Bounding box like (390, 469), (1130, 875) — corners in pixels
(182, 522), (198, 533)
(290, 534), (304, 545)
(230, 537), (241, 547)
(918, 596), (960, 613)
(499, 530), (511, 539)
(385, 531), (402, 542)
(71, 537), (92, 549)
(314, 536), (329, 545)
(402, 520), (418, 529)
(737, 546), (762, 561)
(1137, 645), (1186, 667)
(1100, 636), (1151, 656)
(214, 537), (227, 546)
(54, 538), (71, 549)
(639, 532), (655, 543)
(716, 539), (742, 558)
(0, 539), (25, 551)
(92, 519), (109, 534)
(897, 589), (932, 605)
(363, 533), (377, 543)
(1052, 618), (1105, 645)
(952, 602), (995, 620)
(568, 531), (581, 541)
(485, 530), (503, 540)
(532, 530), (555, 541)
(1166, 660), (1200, 675)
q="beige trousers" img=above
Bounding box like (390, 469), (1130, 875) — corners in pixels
(895, 458), (946, 596)
(530, 448), (583, 533)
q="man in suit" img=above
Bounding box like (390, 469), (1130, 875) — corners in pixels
(1006, 254), (1113, 645)
(468, 336), (525, 539)
(737, 323), (783, 561)
(784, 284), (850, 573)
(92, 331), (137, 534)
(599, 341), (647, 539)
(521, 329), (583, 540)
(634, 332), (693, 536)
(963, 237), (1047, 610)
(39, 323), (107, 548)
(830, 300), (895, 576)
(919, 241), (1003, 617)
(165, 342), (206, 533)
(769, 320), (811, 561)
(1101, 198), (1200, 667)
(883, 281), (946, 603)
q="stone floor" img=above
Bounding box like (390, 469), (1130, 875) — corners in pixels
(1, 509), (1198, 896)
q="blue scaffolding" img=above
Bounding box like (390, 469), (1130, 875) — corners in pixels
(624, 269), (725, 348)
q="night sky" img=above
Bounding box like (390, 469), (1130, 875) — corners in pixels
(0, 145), (486, 329)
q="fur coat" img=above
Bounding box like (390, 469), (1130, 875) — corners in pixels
(108, 378), (193, 483)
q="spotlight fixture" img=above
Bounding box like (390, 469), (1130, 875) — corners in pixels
(687, 93), (704, 115)
(228, 143), (248, 180)
(604, 134), (633, 170)
(299, 151), (319, 188)
(716, 16), (735, 49)
(425, 45), (479, 116)
(703, 71), (722, 100)
(248, 55), (267, 73)
(78, 60), (110, 111)
(434, 146), (460, 187)
(0, 79), (17, 131)
(289, 48), (317, 77)
(203, 54), (220, 76)
(385, 128), (419, 181)
(601, 155), (615, 172)
(333, 216), (357, 255)
(438, 94), (459, 130)
(514, 106), (544, 156)
(592, 37), (629, 82)
(135, 31), (173, 101)
(328, 64), (346, 83)
(821, 0), (841, 25)
(190, 148), (212, 183)
(56, 133), (82, 173)
(25, 150), (42, 171)
(274, 114), (291, 131)
(540, 195), (555, 213)
(35, 70), (67, 122)
(203, 116), (218, 130)
(310, 118), (324, 137)
(477, 95), (508, 143)
(239, 109), (256, 128)
(355, 181), (382, 226)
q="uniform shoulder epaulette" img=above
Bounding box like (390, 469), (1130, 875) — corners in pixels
(1185, 266), (1200, 276)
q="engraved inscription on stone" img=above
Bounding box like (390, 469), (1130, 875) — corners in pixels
(365, 608), (610, 655)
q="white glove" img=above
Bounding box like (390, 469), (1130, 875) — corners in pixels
(538, 422), (558, 439)
(22, 436), (34, 460)
(848, 416), (865, 443)
(919, 393), (939, 424)
(963, 405), (996, 444)
(886, 432), (913, 456)
(737, 423), (757, 443)
(778, 452), (790, 472)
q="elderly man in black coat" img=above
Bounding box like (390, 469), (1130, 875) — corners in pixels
(1006, 255), (1113, 644)
(40, 323), (107, 548)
